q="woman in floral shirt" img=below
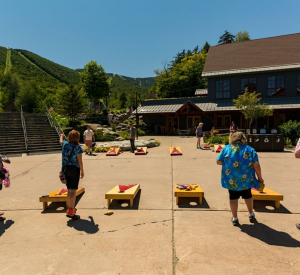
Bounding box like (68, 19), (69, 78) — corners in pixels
(217, 132), (263, 226)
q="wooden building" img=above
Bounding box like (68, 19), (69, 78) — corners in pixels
(136, 33), (300, 134)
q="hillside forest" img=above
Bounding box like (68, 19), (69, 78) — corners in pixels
(0, 30), (249, 117)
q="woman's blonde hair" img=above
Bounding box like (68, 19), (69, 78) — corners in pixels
(230, 131), (247, 145)
(199, 122), (203, 126)
(67, 130), (80, 145)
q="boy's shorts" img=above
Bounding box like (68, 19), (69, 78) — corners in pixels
(228, 188), (252, 200)
(85, 140), (92, 146)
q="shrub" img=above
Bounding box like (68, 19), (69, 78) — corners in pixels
(111, 125), (117, 132)
(279, 120), (300, 145)
(207, 135), (223, 145)
(137, 128), (145, 136)
(155, 140), (161, 146)
(119, 131), (129, 140)
(222, 135), (229, 145)
(94, 129), (115, 141)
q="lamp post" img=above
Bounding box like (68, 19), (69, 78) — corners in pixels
(136, 89), (139, 140)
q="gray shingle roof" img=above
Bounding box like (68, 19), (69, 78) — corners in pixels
(135, 97), (300, 114)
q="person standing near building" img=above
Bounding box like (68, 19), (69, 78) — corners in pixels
(196, 122), (204, 149)
(295, 137), (300, 229)
(0, 155), (11, 221)
(129, 123), (136, 153)
(84, 125), (95, 155)
(216, 131), (263, 226)
(60, 131), (84, 220)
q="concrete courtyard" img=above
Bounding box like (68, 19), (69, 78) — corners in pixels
(0, 136), (300, 275)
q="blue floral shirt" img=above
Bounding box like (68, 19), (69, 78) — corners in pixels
(217, 144), (260, 191)
(62, 140), (83, 168)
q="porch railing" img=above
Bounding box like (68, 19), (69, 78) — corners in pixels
(20, 105), (29, 155)
(44, 103), (65, 139)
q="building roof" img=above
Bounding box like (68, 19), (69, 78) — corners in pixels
(195, 89), (208, 96)
(202, 33), (300, 77)
(135, 97), (300, 114)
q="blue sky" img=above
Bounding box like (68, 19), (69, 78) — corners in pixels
(1, 0), (300, 77)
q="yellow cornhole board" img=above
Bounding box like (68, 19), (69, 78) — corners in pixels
(174, 184), (204, 205)
(169, 147), (182, 156)
(39, 187), (85, 210)
(214, 144), (225, 153)
(105, 184), (140, 208)
(106, 147), (120, 156)
(135, 147), (147, 155)
(251, 187), (283, 209)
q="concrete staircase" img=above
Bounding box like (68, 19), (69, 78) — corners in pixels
(0, 113), (26, 155)
(0, 113), (61, 155)
(24, 114), (61, 154)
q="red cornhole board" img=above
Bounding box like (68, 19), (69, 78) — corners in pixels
(118, 184), (137, 192)
(203, 144), (211, 150)
(106, 147), (120, 156)
(169, 147), (182, 156)
(135, 147), (147, 155)
(214, 144), (225, 153)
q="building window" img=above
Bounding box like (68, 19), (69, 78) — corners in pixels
(297, 74), (300, 94)
(241, 78), (256, 93)
(216, 115), (231, 128)
(216, 80), (230, 99)
(268, 76), (285, 96)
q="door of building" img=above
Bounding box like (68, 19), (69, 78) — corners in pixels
(187, 116), (201, 134)
(167, 116), (179, 135)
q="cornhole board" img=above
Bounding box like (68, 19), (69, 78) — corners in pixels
(135, 147), (147, 155)
(174, 184), (204, 205)
(214, 144), (225, 153)
(105, 184), (140, 208)
(106, 147), (120, 156)
(169, 147), (182, 156)
(202, 144), (211, 150)
(39, 187), (85, 210)
(251, 187), (283, 209)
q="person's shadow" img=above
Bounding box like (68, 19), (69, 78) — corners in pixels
(240, 223), (300, 247)
(67, 216), (99, 234)
(0, 220), (14, 237)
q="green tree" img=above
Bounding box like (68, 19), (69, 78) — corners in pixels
(201, 41), (210, 54)
(15, 84), (41, 113)
(58, 85), (87, 121)
(233, 91), (273, 128)
(119, 91), (127, 108)
(235, 31), (250, 42)
(80, 61), (110, 112)
(218, 30), (235, 45)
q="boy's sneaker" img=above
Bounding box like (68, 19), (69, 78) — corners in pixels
(231, 217), (239, 226)
(249, 213), (257, 223)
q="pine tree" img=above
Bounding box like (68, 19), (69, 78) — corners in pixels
(218, 30), (235, 45)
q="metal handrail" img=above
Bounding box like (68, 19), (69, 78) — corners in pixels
(44, 102), (65, 139)
(20, 105), (29, 155)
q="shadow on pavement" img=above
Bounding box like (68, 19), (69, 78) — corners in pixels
(176, 197), (210, 209)
(108, 190), (141, 210)
(240, 223), (300, 247)
(0, 220), (14, 237)
(67, 216), (99, 234)
(253, 201), (291, 213)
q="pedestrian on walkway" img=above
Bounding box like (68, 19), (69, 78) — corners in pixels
(84, 125), (95, 155)
(60, 131), (84, 220)
(295, 137), (300, 229)
(0, 154), (11, 221)
(196, 122), (204, 149)
(129, 123), (136, 153)
(216, 131), (263, 226)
